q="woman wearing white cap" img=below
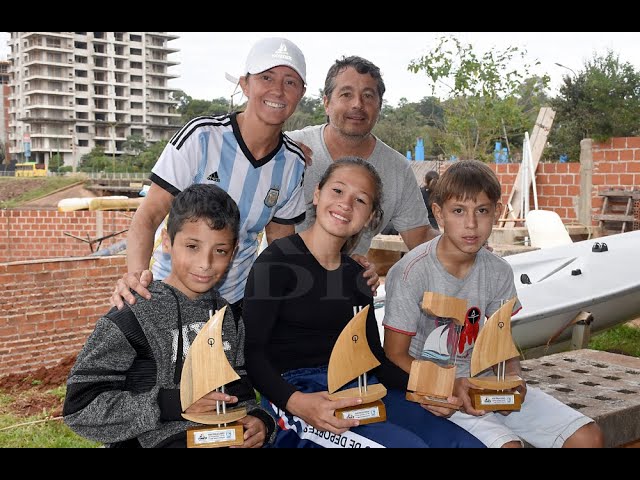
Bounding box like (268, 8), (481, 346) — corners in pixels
(111, 37), (309, 322)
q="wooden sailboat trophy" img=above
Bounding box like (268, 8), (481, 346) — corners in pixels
(180, 306), (247, 448)
(468, 297), (523, 411)
(406, 292), (466, 410)
(327, 305), (387, 425)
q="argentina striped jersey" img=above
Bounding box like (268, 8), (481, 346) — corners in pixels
(149, 112), (306, 304)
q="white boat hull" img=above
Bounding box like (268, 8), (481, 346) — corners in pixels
(375, 230), (640, 351)
(506, 229), (640, 349)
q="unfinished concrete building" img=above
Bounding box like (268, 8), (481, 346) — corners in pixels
(4, 32), (181, 168)
(1, 60), (9, 165)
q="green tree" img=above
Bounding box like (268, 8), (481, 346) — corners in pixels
(285, 94), (325, 131)
(48, 153), (63, 173)
(173, 90), (232, 123)
(375, 99), (433, 156)
(408, 36), (549, 161)
(78, 145), (111, 172)
(123, 134), (147, 157)
(548, 50), (640, 162)
(137, 140), (169, 172)
(415, 96), (445, 130)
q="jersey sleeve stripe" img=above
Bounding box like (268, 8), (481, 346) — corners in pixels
(170, 114), (232, 150)
(149, 173), (180, 196)
(271, 212), (306, 225)
(283, 135), (306, 164)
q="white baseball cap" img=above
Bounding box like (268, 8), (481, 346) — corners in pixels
(244, 37), (306, 84)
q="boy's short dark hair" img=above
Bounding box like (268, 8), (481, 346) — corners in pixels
(166, 184), (240, 244)
(431, 160), (502, 206)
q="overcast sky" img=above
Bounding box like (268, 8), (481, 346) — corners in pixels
(2, 32), (639, 107)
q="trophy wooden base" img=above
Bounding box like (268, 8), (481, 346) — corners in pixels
(182, 407), (247, 448)
(406, 360), (460, 410)
(330, 383), (387, 425)
(468, 388), (522, 412)
(335, 399), (387, 425)
(405, 391), (461, 410)
(185, 423), (244, 448)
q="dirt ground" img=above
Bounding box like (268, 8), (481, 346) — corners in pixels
(0, 355), (76, 418)
(0, 179), (97, 208)
(23, 184), (97, 208)
(0, 178), (49, 204)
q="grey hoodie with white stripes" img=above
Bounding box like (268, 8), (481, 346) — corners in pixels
(63, 281), (275, 448)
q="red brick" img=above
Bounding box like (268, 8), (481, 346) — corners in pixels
(561, 197), (574, 207)
(612, 138), (628, 149)
(554, 185), (568, 196)
(619, 150), (634, 162)
(627, 138), (640, 148)
(549, 174), (562, 184)
(605, 150), (619, 161)
(555, 208), (567, 220)
(605, 174), (620, 185)
(597, 162), (612, 173)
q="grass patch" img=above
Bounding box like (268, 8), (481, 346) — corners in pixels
(588, 324), (640, 358)
(0, 385), (100, 448)
(49, 385), (67, 401)
(0, 413), (101, 448)
(0, 393), (12, 409)
(0, 176), (85, 208)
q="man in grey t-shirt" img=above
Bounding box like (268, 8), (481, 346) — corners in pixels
(287, 55), (439, 257)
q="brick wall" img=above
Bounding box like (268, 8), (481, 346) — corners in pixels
(0, 256), (127, 377)
(0, 209), (132, 263)
(2, 137), (639, 377)
(491, 137), (640, 225)
(494, 163), (582, 222)
(589, 137), (640, 222)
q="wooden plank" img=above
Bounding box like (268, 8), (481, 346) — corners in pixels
(600, 190), (640, 199)
(623, 198), (633, 233)
(499, 107), (556, 227)
(369, 234), (408, 253)
(598, 196), (610, 230)
(593, 214), (634, 222)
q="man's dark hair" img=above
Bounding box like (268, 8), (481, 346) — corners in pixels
(324, 55), (386, 104)
(166, 184), (240, 244)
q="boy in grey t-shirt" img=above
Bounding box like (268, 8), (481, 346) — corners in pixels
(383, 160), (603, 449)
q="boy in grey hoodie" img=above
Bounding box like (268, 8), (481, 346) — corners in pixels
(63, 184), (276, 448)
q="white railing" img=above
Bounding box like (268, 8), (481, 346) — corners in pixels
(81, 172), (151, 180)
(0, 171), (151, 179)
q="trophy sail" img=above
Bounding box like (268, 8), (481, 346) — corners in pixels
(470, 297), (520, 377)
(327, 304), (387, 424)
(180, 306), (246, 434)
(468, 298), (524, 410)
(328, 305), (380, 394)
